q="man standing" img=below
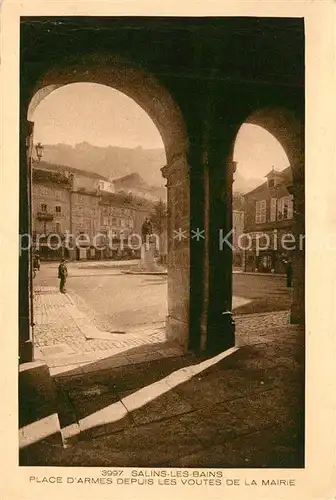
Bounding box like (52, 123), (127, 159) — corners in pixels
(283, 256), (293, 288)
(33, 250), (40, 271)
(58, 258), (68, 293)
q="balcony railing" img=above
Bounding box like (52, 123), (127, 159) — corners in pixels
(36, 211), (54, 221)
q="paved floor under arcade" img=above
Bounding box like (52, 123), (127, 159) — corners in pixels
(21, 319), (304, 468)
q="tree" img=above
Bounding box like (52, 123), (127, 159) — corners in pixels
(150, 199), (167, 235)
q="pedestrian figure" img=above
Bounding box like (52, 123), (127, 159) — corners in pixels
(58, 258), (68, 293)
(141, 217), (153, 244)
(33, 250), (40, 271)
(283, 257), (293, 288)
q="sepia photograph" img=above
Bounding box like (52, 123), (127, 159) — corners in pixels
(17, 15), (306, 470)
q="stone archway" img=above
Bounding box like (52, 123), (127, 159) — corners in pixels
(245, 107), (304, 182)
(200, 103), (304, 353)
(27, 54), (189, 165)
(21, 55), (192, 360)
(236, 107), (305, 324)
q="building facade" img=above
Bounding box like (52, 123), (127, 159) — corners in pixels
(242, 167), (295, 273)
(32, 168), (71, 260)
(232, 210), (245, 268)
(32, 161), (155, 260)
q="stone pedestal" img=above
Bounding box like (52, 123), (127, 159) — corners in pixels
(139, 241), (161, 272)
(124, 239), (167, 274)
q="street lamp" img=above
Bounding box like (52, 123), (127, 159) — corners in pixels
(35, 142), (44, 161)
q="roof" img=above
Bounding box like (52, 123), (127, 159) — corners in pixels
(32, 160), (109, 181)
(32, 167), (71, 186)
(265, 168), (283, 177)
(113, 172), (148, 187)
(99, 190), (154, 209)
(244, 166), (292, 196)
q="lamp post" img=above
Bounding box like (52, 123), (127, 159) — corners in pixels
(35, 142), (44, 161)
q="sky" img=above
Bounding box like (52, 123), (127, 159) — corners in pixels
(32, 82), (289, 183)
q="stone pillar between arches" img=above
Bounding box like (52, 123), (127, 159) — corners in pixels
(290, 175), (305, 325)
(161, 154), (190, 351)
(19, 119), (34, 364)
(205, 157), (236, 353)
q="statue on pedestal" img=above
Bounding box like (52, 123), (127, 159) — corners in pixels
(141, 217), (153, 244)
(122, 216), (167, 275)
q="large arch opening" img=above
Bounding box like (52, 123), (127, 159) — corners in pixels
(24, 59), (191, 373)
(230, 107), (304, 342)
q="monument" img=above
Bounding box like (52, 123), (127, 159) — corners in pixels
(123, 217), (167, 275)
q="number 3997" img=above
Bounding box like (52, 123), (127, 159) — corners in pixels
(101, 470), (124, 476)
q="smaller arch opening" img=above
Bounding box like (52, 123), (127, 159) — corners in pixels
(231, 121), (295, 330)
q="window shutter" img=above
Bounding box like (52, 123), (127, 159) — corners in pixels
(255, 201), (260, 223)
(287, 195), (294, 219)
(261, 200), (266, 223)
(270, 198), (277, 221)
(277, 198), (283, 220)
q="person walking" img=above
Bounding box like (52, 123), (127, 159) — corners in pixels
(58, 258), (68, 293)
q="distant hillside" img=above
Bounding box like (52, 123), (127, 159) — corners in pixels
(233, 169), (264, 194)
(40, 142), (167, 188)
(39, 142), (263, 196)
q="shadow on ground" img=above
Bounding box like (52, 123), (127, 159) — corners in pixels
(19, 325), (305, 468)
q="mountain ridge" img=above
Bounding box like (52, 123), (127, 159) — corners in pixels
(40, 142), (167, 188)
(39, 142), (264, 194)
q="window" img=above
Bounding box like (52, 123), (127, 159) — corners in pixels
(270, 198), (277, 222)
(78, 194), (84, 203)
(278, 196), (294, 220)
(55, 222), (61, 233)
(55, 205), (61, 214)
(103, 216), (109, 226)
(111, 217), (117, 226)
(120, 218), (126, 228)
(55, 190), (62, 200)
(255, 200), (266, 224)
(268, 178), (275, 188)
(41, 204), (47, 212)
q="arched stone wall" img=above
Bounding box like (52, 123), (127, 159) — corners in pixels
(245, 107), (304, 181)
(24, 55), (192, 352)
(27, 54), (189, 164)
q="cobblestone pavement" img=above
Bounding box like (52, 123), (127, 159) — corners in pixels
(33, 285), (170, 375)
(33, 284), (291, 375)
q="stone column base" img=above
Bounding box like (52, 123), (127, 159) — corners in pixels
(206, 312), (236, 354)
(165, 316), (189, 352)
(290, 303), (305, 325)
(19, 361), (64, 458)
(19, 339), (34, 364)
